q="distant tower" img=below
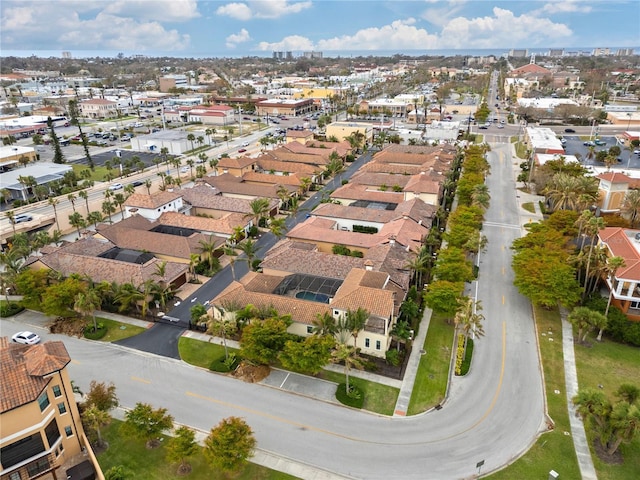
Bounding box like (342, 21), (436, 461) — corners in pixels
(530, 53), (535, 64)
(62, 51), (71, 59)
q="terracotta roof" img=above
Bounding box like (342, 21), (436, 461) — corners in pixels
(286, 130), (314, 139)
(255, 158), (320, 175)
(81, 98), (117, 105)
(261, 239), (365, 278)
(125, 191), (182, 209)
(159, 211), (245, 237)
(203, 173), (290, 198)
(38, 237), (188, 284)
(511, 63), (553, 76)
(404, 173), (442, 195)
(364, 243), (412, 293)
(1, 340), (70, 413)
(242, 171), (302, 186)
(379, 218), (430, 252)
(331, 268), (396, 319)
(331, 182), (404, 204)
(181, 184), (279, 213)
(268, 148), (330, 166)
(394, 198), (437, 225)
(596, 172), (632, 184)
(599, 227), (640, 281)
(305, 140), (352, 156)
(218, 156), (257, 170)
(312, 202), (398, 224)
(287, 218), (383, 249)
(281, 142), (334, 159)
(350, 172), (413, 188)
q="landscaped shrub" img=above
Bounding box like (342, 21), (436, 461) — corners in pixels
(459, 338), (474, 375)
(353, 225), (378, 234)
(210, 354), (238, 373)
(335, 383), (364, 408)
(84, 323), (107, 340)
(454, 334), (465, 375)
(0, 302), (25, 317)
(385, 349), (401, 366)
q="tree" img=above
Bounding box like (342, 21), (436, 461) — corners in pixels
(166, 426), (199, 475)
(190, 304), (207, 328)
(237, 238), (259, 271)
(245, 197), (270, 228)
(573, 385), (640, 456)
(268, 217), (287, 239)
(74, 288), (101, 332)
(68, 211), (86, 239)
(568, 306), (599, 342)
(69, 98), (94, 169)
(186, 133), (195, 151)
(312, 312), (338, 336)
(47, 116), (65, 164)
(42, 277), (86, 318)
(223, 246), (238, 281)
(346, 307), (368, 349)
(240, 316), (291, 365)
(198, 235), (220, 272)
(331, 343), (364, 396)
(390, 320), (412, 352)
(85, 381), (119, 412)
(83, 405), (111, 448)
(120, 402), (174, 448)
(208, 313), (237, 361)
(423, 280), (464, 317)
(454, 297), (486, 341)
(279, 335), (335, 375)
(622, 189), (640, 228)
(204, 417), (256, 474)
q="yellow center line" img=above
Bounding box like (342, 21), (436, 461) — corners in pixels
(131, 376), (151, 384)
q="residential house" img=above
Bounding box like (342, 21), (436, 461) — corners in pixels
(325, 121), (374, 145)
(29, 235), (189, 289)
(180, 184), (279, 219)
(596, 172), (635, 213)
(203, 173), (297, 203)
(124, 190), (188, 220)
(285, 129), (314, 145)
(217, 155), (257, 177)
(0, 338), (104, 480)
(597, 227), (640, 321)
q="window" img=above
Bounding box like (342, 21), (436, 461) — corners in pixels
(38, 391), (50, 412)
(64, 426), (73, 437)
(306, 326), (313, 334)
(365, 338), (370, 348)
(375, 340), (381, 350)
(52, 385), (62, 397)
(45, 419), (60, 448)
(57, 402), (67, 415)
(10, 472), (21, 480)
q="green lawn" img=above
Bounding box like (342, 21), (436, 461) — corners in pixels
(96, 318), (147, 342)
(71, 164), (111, 182)
(521, 202), (535, 213)
(489, 306), (580, 479)
(406, 313), (455, 415)
(97, 420), (297, 480)
(318, 370), (399, 416)
(178, 336), (237, 369)
(574, 333), (640, 480)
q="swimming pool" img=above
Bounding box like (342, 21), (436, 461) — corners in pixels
(295, 291), (329, 303)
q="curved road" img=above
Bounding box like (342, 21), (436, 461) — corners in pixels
(2, 144), (547, 478)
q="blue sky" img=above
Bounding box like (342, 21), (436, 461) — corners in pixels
(1, 0), (638, 58)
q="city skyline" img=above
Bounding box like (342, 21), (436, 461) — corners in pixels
(1, 1), (638, 58)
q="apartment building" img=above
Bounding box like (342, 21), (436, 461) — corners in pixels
(0, 338), (102, 480)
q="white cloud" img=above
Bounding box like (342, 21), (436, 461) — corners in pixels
(257, 35), (315, 52)
(216, 2), (253, 21)
(226, 28), (251, 48)
(439, 7), (572, 48)
(217, 1), (311, 20)
(421, 0), (467, 27)
(540, 1), (593, 15)
(1, 2), (190, 51)
(103, 0), (201, 22)
(316, 18), (439, 51)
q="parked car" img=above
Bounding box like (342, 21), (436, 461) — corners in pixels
(594, 139), (606, 146)
(238, 148), (247, 153)
(180, 166), (189, 173)
(564, 128), (576, 133)
(241, 141), (250, 147)
(12, 331), (41, 345)
(14, 213), (33, 223)
(634, 149), (640, 155)
(130, 180), (144, 187)
(108, 183), (123, 191)
(583, 141), (595, 147)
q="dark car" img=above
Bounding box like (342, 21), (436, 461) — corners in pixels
(564, 128), (576, 133)
(130, 180), (144, 187)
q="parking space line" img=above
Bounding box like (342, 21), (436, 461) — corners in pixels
(279, 372), (290, 388)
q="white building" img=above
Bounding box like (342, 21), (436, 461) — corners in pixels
(129, 130), (190, 155)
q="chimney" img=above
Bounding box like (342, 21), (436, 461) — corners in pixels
(364, 260), (374, 271)
(389, 235), (396, 245)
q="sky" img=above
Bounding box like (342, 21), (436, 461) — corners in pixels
(1, 0), (638, 58)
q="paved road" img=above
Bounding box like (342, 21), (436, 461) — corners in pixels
(1, 141), (549, 479)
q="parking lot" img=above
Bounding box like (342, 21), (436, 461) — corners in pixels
(563, 135), (639, 168)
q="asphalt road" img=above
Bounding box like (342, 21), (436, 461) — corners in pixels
(1, 139), (549, 479)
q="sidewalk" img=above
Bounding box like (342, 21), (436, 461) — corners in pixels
(510, 144), (597, 479)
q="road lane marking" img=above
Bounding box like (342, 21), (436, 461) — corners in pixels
(131, 376), (151, 384)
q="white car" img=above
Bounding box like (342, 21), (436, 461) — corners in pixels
(180, 166), (189, 173)
(108, 183), (123, 191)
(12, 331), (41, 345)
(634, 149), (640, 155)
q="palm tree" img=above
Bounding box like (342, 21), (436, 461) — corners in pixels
(312, 312), (337, 336)
(208, 157), (219, 176)
(269, 217), (287, 239)
(299, 177), (312, 196)
(582, 215), (606, 300)
(603, 256), (626, 320)
(186, 159), (195, 177)
(68, 212), (86, 239)
(113, 193), (126, 219)
(346, 307), (368, 350)
(144, 179), (152, 195)
(187, 133), (195, 151)
(196, 136), (204, 149)
(5, 211), (16, 237)
(455, 297), (486, 342)
(198, 235), (220, 272)
(622, 189), (640, 227)
(87, 211), (104, 229)
(74, 289), (101, 332)
(245, 197), (270, 229)
(78, 190), (90, 216)
(67, 193), (77, 213)
(83, 405), (111, 448)
(207, 313), (237, 361)
(47, 197), (60, 230)
(237, 239), (259, 271)
(470, 184), (490, 210)
(115, 282), (144, 314)
(223, 246), (238, 281)
(331, 343), (364, 396)
(101, 200), (116, 224)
